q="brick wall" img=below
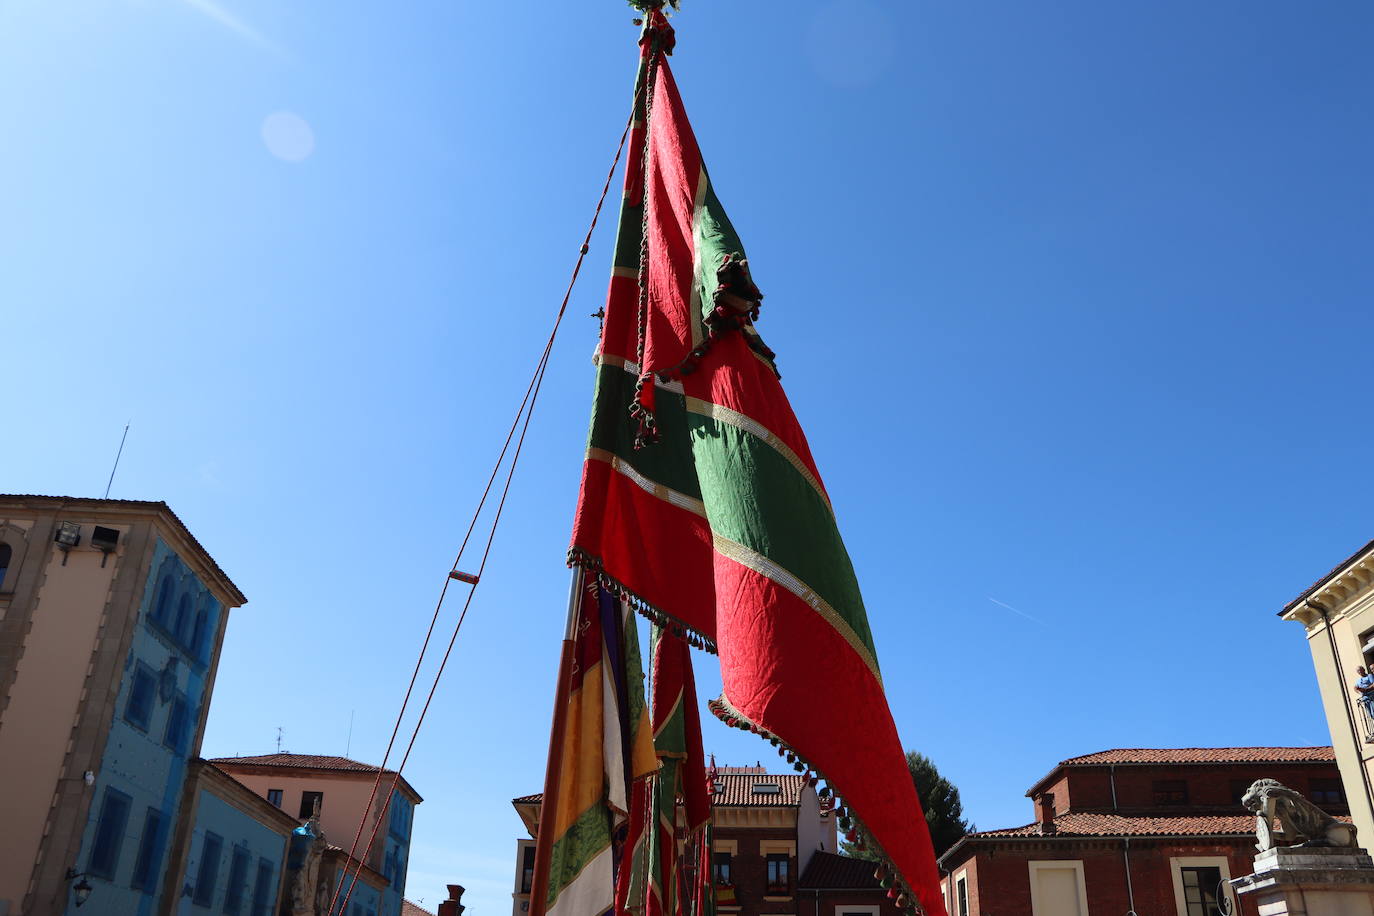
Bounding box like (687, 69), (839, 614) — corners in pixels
(951, 836), (1265, 916)
(1048, 763), (1347, 813)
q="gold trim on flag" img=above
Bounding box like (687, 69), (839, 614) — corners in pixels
(711, 533), (881, 684)
(587, 447), (706, 518)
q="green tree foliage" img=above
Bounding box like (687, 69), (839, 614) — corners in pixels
(840, 751), (971, 859)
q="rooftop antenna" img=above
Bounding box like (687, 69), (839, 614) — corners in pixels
(104, 423), (131, 499)
(276, 727), (283, 753)
(345, 709), (355, 758)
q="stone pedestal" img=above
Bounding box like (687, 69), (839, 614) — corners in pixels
(1232, 847), (1374, 916)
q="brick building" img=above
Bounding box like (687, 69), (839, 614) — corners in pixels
(511, 766), (899, 916)
(937, 747), (1347, 916)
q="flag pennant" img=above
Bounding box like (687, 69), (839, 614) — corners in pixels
(570, 11), (945, 916)
(538, 577), (657, 916)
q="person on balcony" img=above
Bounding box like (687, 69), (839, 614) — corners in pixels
(1353, 666), (1374, 718)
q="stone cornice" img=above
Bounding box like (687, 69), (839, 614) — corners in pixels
(1281, 539), (1374, 627)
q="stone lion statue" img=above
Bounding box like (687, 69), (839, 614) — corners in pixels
(1241, 778), (1357, 851)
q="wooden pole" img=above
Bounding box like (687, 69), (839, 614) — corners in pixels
(527, 567), (584, 916)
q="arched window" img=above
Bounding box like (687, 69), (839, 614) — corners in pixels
(154, 575), (175, 624)
(191, 606), (209, 661)
(0, 543), (11, 591)
(173, 595), (192, 645)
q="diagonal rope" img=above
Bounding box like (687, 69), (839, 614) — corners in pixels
(328, 96), (641, 916)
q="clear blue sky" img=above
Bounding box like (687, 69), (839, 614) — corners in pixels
(4, 0), (1373, 910)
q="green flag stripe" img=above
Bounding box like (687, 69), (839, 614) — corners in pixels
(587, 364), (701, 498)
(682, 395), (832, 516)
(688, 420), (879, 664)
(546, 803), (613, 906)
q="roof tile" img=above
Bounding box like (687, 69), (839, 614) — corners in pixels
(1057, 747), (1334, 766)
(798, 852), (882, 889)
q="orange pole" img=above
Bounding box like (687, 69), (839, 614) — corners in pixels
(527, 568), (583, 916)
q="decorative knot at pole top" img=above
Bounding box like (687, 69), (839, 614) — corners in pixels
(635, 6), (676, 56)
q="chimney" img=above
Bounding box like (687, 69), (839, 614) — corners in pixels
(438, 885), (466, 916)
(1036, 793), (1056, 835)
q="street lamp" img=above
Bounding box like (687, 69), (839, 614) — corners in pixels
(65, 869), (93, 908)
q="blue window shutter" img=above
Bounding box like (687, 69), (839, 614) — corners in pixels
(193, 833), (223, 907)
(124, 667), (155, 731)
(88, 788), (133, 879)
(223, 845), (250, 915)
(250, 860), (274, 916)
(131, 807), (168, 890)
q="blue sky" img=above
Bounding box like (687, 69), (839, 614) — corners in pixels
(4, 0), (1373, 911)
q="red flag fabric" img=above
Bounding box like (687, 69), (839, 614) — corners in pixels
(570, 12), (944, 916)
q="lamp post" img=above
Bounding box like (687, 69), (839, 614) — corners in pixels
(65, 869), (93, 908)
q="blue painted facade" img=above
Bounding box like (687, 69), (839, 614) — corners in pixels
(380, 790), (413, 916)
(177, 788), (286, 916)
(332, 866), (382, 916)
(67, 539), (224, 916)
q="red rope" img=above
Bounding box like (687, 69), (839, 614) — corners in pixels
(329, 98), (640, 916)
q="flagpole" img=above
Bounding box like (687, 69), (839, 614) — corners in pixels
(528, 566), (584, 916)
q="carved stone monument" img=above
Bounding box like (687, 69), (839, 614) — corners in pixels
(1231, 779), (1374, 916)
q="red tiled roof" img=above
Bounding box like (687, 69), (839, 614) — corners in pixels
(971, 813), (1258, 839)
(798, 852), (882, 890)
(1026, 747), (1335, 797)
(513, 793), (542, 805)
(209, 754), (423, 802)
(712, 773), (806, 807)
(403, 901), (436, 916)
(1057, 747), (1334, 766)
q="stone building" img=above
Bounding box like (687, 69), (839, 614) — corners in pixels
(937, 746), (1347, 916)
(208, 753), (423, 916)
(0, 495), (246, 915)
(510, 766), (900, 916)
(0, 495), (425, 916)
(1278, 537), (1374, 842)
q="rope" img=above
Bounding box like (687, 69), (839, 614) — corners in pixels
(328, 92), (642, 916)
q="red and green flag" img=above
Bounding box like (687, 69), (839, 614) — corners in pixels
(570, 11), (944, 916)
(533, 575), (657, 916)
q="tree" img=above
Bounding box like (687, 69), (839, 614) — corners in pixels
(840, 750), (971, 859)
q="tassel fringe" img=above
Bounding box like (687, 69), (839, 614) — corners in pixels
(706, 694), (926, 916)
(567, 548), (718, 654)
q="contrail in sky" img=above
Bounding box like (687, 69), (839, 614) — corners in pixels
(178, 0), (285, 57)
(987, 596), (1048, 627)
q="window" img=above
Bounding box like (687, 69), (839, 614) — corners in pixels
(1180, 866), (1222, 916)
(131, 807), (168, 891)
(390, 794), (412, 838)
(955, 875), (969, 916)
(192, 607), (210, 661)
(164, 696), (191, 755)
(1311, 777), (1347, 806)
(0, 542), (11, 589)
(124, 665), (157, 731)
(224, 845), (250, 915)
(154, 574), (175, 624)
(765, 853), (790, 894)
(193, 832), (223, 907)
(1153, 779), (1189, 806)
(1028, 861), (1086, 916)
(521, 845), (536, 894)
(89, 788), (133, 879)
(711, 851), (731, 884)
(299, 791), (324, 819)
(251, 860), (275, 916)
(266, 789), (283, 808)
(752, 782), (781, 796)
(174, 594), (193, 645)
